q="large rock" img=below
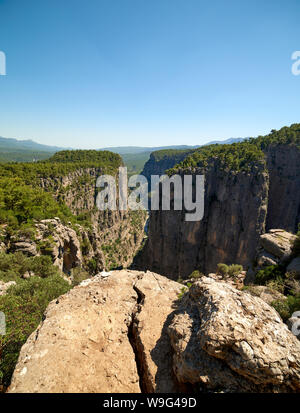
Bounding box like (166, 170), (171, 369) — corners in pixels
(8, 272), (300, 393)
(11, 242), (37, 256)
(168, 277), (300, 392)
(259, 230), (296, 261)
(9, 271), (141, 393)
(8, 270), (182, 393)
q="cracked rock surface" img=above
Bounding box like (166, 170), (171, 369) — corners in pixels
(8, 272), (300, 393)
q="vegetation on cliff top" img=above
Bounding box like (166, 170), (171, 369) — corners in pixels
(168, 141), (265, 174)
(0, 176), (85, 232)
(0, 150), (123, 231)
(0, 150), (122, 184)
(253, 123), (300, 150)
(150, 148), (195, 162)
(167, 123), (300, 174)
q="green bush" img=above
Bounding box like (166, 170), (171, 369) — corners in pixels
(0, 252), (60, 282)
(228, 264), (243, 277)
(271, 295), (300, 322)
(217, 263), (229, 276)
(0, 275), (70, 388)
(189, 270), (203, 279)
(71, 267), (90, 286)
(271, 299), (290, 322)
(87, 258), (97, 274)
(255, 265), (285, 285)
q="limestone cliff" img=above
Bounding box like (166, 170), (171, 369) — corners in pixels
(136, 160), (268, 279)
(37, 166), (147, 272)
(265, 144), (300, 232)
(142, 149), (194, 182)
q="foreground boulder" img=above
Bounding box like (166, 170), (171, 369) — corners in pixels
(8, 270), (182, 393)
(9, 271), (141, 393)
(168, 277), (300, 392)
(8, 272), (300, 393)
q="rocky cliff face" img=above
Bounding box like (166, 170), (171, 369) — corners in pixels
(135, 143), (300, 280)
(142, 150), (193, 182)
(136, 160), (268, 279)
(265, 145), (300, 232)
(8, 270), (300, 393)
(37, 168), (147, 272)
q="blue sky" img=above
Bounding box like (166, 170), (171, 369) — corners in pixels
(0, 0), (299, 148)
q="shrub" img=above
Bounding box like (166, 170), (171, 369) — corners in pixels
(270, 295), (300, 322)
(228, 264), (243, 277)
(0, 275), (70, 388)
(0, 252), (60, 282)
(87, 258), (97, 274)
(271, 299), (290, 322)
(189, 270), (203, 279)
(266, 279), (285, 294)
(217, 263), (229, 276)
(71, 267), (90, 286)
(255, 265), (285, 285)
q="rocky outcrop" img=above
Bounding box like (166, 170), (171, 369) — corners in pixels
(6, 218), (100, 274)
(259, 229), (296, 264)
(287, 313), (300, 341)
(8, 271), (300, 393)
(168, 277), (300, 392)
(38, 168), (101, 215)
(8, 270), (182, 393)
(245, 229), (298, 283)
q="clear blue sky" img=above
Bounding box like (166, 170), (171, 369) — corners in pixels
(0, 0), (299, 148)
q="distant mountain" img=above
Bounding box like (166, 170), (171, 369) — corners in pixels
(0, 136), (68, 152)
(99, 145), (201, 155)
(100, 138), (247, 155)
(0, 136), (72, 162)
(204, 137), (247, 145)
(0, 135), (247, 164)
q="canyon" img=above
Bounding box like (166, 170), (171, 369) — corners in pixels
(136, 139), (300, 279)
